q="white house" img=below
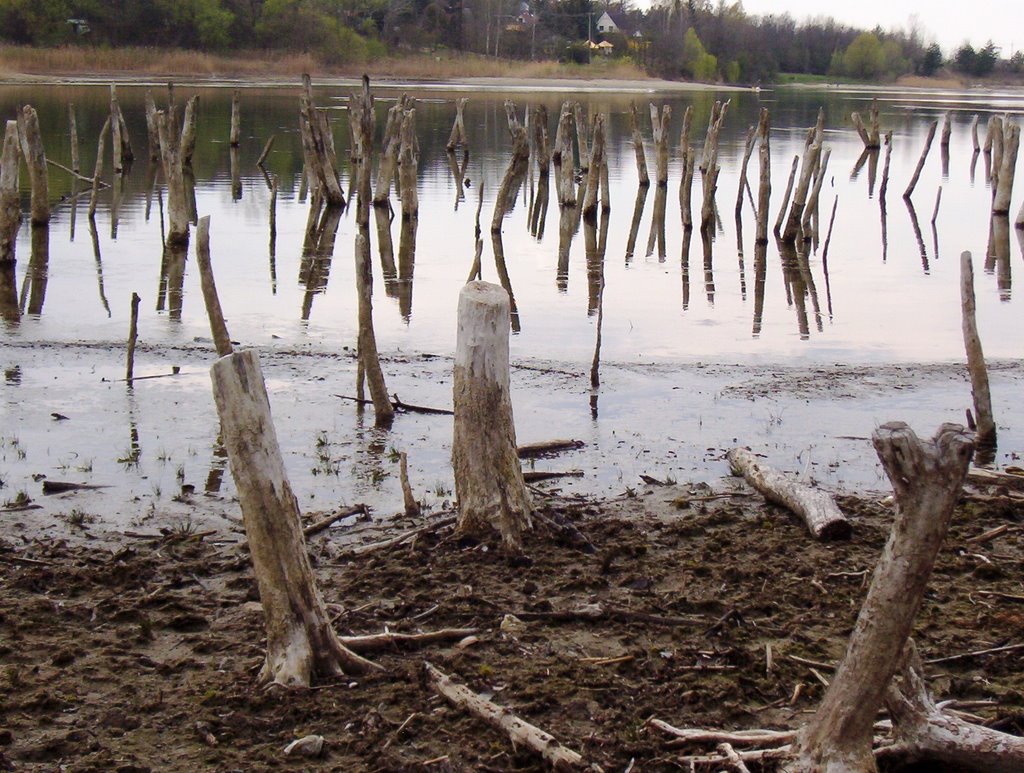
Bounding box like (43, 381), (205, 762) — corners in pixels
(595, 11), (619, 35)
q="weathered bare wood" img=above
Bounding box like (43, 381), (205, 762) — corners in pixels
(904, 120), (938, 200)
(851, 111), (870, 147)
(774, 155), (799, 235)
(154, 112), (188, 245)
(879, 131), (894, 201)
(355, 229), (394, 428)
(302, 504), (367, 538)
(699, 101), (727, 231)
(373, 101), (404, 204)
(229, 89), (241, 146)
(88, 117), (111, 220)
(573, 102), (590, 171)
(341, 628), (476, 652)
(180, 96), (199, 166)
(801, 147), (832, 236)
(110, 85), (124, 174)
(517, 439), (584, 458)
(17, 106), (49, 225)
(678, 105), (695, 230)
(940, 112), (952, 147)
(960, 251), (996, 452)
(581, 114), (605, 221)
(256, 135), (275, 168)
(735, 125), (757, 217)
(453, 282), (532, 551)
(195, 216), (232, 357)
(68, 103), (80, 173)
(728, 448), (850, 540)
(446, 97), (468, 151)
(212, 349), (378, 686)
(971, 115), (980, 152)
(791, 422), (974, 773)
(554, 103), (576, 207)
(755, 109), (772, 244)
(867, 99), (881, 148)
(398, 108), (418, 219)
(126, 292), (141, 383)
(425, 662), (595, 771)
(629, 102), (649, 186)
(650, 103), (671, 185)
(782, 143), (821, 242)
(885, 639), (1024, 772)
(492, 105), (530, 232)
(993, 121), (1019, 215)
(144, 90), (160, 161)
(399, 451), (421, 518)
(0, 121), (22, 265)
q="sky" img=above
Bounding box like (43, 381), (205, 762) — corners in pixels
(632, 1), (1019, 56)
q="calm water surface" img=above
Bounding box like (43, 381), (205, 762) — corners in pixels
(1, 82), (1021, 364)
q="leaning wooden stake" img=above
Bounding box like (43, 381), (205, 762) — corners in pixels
(126, 292), (141, 383)
(446, 97), (468, 151)
(629, 102), (649, 186)
(195, 217), (232, 356)
(774, 155), (799, 235)
(678, 106), (695, 230)
(940, 112), (952, 147)
(452, 282), (532, 551)
(355, 230), (394, 428)
(755, 109), (772, 244)
(960, 251), (996, 453)
(88, 117), (111, 220)
(801, 147), (832, 236)
(903, 120), (938, 200)
(0, 121), (21, 266)
(399, 452), (421, 518)
(204, 221), (377, 686)
(992, 120), (1019, 215)
(180, 96), (199, 166)
(650, 103), (671, 185)
(68, 104), (80, 174)
(229, 89), (241, 146)
(574, 102), (590, 172)
(735, 125), (757, 217)
(727, 449), (850, 540)
(425, 662), (595, 771)
(144, 91), (161, 161)
(782, 143), (821, 242)
(491, 106), (530, 232)
(17, 106), (49, 225)
(790, 422), (974, 772)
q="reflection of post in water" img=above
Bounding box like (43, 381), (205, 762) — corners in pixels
(797, 241), (824, 332)
(751, 239), (767, 337)
(300, 204), (341, 321)
(778, 239), (810, 339)
(490, 228), (521, 332)
(374, 203), (398, 295)
(0, 123), (20, 321)
(205, 435), (229, 493)
(991, 214), (1011, 301)
(625, 184), (648, 263)
(584, 215), (601, 315)
(646, 182), (667, 260)
(530, 171), (550, 239)
(680, 225), (692, 311)
(164, 241), (187, 321)
(735, 209), (747, 300)
(941, 143), (950, 180)
(588, 211), (609, 418)
(867, 150), (879, 197)
(447, 147), (468, 210)
(970, 148), (980, 184)
(269, 174), (278, 293)
(230, 145), (242, 201)
(0, 262), (17, 325)
(143, 160), (159, 222)
(86, 217), (111, 317)
(701, 226), (715, 305)
(20, 224), (50, 316)
(397, 213), (417, 320)
(930, 186), (942, 262)
(110, 171), (123, 239)
(904, 196), (929, 273)
(556, 200), (575, 292)
(821, 196), (838, 319)
(69, 178), (78, 241)
(850, 148), (869, 180)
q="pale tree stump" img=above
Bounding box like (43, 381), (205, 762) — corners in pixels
(17, 106), (49, 225)
(211, 349), (377, 686)
(791, 422), (974, 773)
(0, 121), (21, 266)
(884, 640), (1024, 772)
(452, 282), (532, 551)
(155, 111), (189, 246)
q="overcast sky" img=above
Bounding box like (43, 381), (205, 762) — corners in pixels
(634, 1), (1019, 56)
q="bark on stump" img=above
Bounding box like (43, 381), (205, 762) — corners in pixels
(755, 109), (772, 245)
(229, 89), (241, 146)
(992, 121), (1019, 215)
(17, 106), (49, 225)
(961, 251), (996, 453)
(0, 121), (21, 266)
(629, 102), (649, 187)
(727, 448), (849, 540)
(790, 422), (974, 773)
(211, 349), (377, 686)
(155, 112), (189, 246)
(452, 281), (532, 552)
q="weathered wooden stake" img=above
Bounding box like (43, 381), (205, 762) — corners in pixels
(650, 103), (671, 185)
(180, 96), (199, 166)
(373, 99), (404, 204)
(755, 109), (771, 245)
(256, 135), (274, 167)
(629, 101), (649, 187)
(940, 112), (952, 147)
(879, 131), (894, 200)
(446, 97), (468, 152)
(16, 106), (49, 225)
(399, 452), (421, 517)
(0, 121), (21, 266)
(126, 292), (141, 383)
(581, 114), (605, 221)
(961, 250), (996, 452)
(867, 99), (881, 148)
(398, 108), (419, 219)
(782, 143), (821, 242)
(68, 103), (80, 174)
(678, 105), (695, 230)
(931, 186), (942, 226)
(735, 125), (757, 217)
(229, 89), (241, 146)
(971, 114), (980, 152)
(573, 102), (590, 172)
(492, 105), (530, 232)
(355, 228), (394, 429)
(452, 281), (532, 551)
(154, 112), (188, 245)
(791, 422), (974, 772)
(554, 103), (576, 207)
(110, 85), (124, 174)
(852, 110), (871, 147)
(903, 120), (938, 200)
(195, 217), (232, 356)
(993, 120), (1019, 215)
(88, 117), (112, 220)
(144, 90), (161, 162)
(774, 155), (799, 235)
(801, 147), (831, 236)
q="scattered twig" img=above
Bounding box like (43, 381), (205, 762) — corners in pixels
(517, 439), (585, 459)
(344, 514), (457, 556)
(967, 524), (1014, 544)
(976, 590), (1024, 603)
(303, 505), (368, 538)
(523, 470), (584, 482)
(47, 158), (110, 187)
(334, 393), (453, 416)
(926, 642), (1024, 666)
(0, 553), (53, 566)
(341, 628), (478, 653)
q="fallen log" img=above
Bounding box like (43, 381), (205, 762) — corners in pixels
(727, 448), (850, 540)
(303, 504), (368, 538)
(334, 393), (453, 415)
(341, 628), (477, 652)
(425, 662), (600, 771)
(517, 439), (584, 458)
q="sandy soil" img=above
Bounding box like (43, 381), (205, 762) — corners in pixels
(2, 475), (1023, 771)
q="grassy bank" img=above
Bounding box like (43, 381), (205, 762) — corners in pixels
(0, 45), (649, 82)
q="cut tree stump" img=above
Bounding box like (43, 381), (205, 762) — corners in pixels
(727, 448), (850, 540)
(0, 121), (21, 265)
(790, 422), (974, 772)
(17, 106), (49, 225)
(452, 281), (532, 551)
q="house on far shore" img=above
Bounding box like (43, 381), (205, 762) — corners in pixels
(595, 11), (619, 36)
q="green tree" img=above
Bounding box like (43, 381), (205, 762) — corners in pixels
(838, 32), (884, 79)
(680, 27), (717, 80)
(918, 42), (943, 76)
(954, 43), (977, 74)
(0, 0), (73, 45)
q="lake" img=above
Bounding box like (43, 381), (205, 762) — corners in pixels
(1, 79), (1022, 523)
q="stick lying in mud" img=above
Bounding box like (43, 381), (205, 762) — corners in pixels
(727, 449), (850, 540)
(341, 629), (477, 653)
(517, 439), (585, 458)
(425, 662), (601, 771)
(334, 393), (453, 415)
(303, 504), (369, 538)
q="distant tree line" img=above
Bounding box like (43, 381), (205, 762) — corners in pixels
(0, 0), (1021, 83)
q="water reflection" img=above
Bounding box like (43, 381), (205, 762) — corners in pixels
(0, 262), (18, 325)
(904, 197), (929, 274)
(20, 224), (50, 316)
(990, 215), (1011, 301)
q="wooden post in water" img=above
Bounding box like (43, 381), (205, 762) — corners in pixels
(774, 155), (799, 235)
(452, 281), (532, 552)
(903, 119), (937, 200)
(491, 105), (530, 231)
(879, 131), (894, 199)
(851, 111), (871, 147)
(154, 112), (189, 245)
(110, 85), (124, 174)
(88, 117), (111, 220)
(581, 114), (605, 221)
(555, 104), (575, 208)
(374, 100), (404, 205)
(0, 122), (21, 266)
(229, 89), (241, 147)
(629, 102), (649, 187)
(699, 101), (727, 231)
(650, 103), (671, 186)
(735, 124), (757, 217)
(940, 112), (952, 147)
(126, 292), (141, 384)
(69, 104), (80, 174)
(180, 96), (199, 166)
(782, 143), (821, 242)
(17, 106), (49, 225)
(573, 102), (590, 172)
(755, 109), (771, 245)
(960, 250), (996, 453)
(678, 105), (694, 230)
(398, 107), (418, 219)
(802, 147), (831, 236)
(992, 121), (1019, 215)
(971, 115), (980, 153)
(144, 91), (161, 162)
(300, 75), (345, 208)
(867, 99), (881, 148)
(446, 98), (468, 152)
